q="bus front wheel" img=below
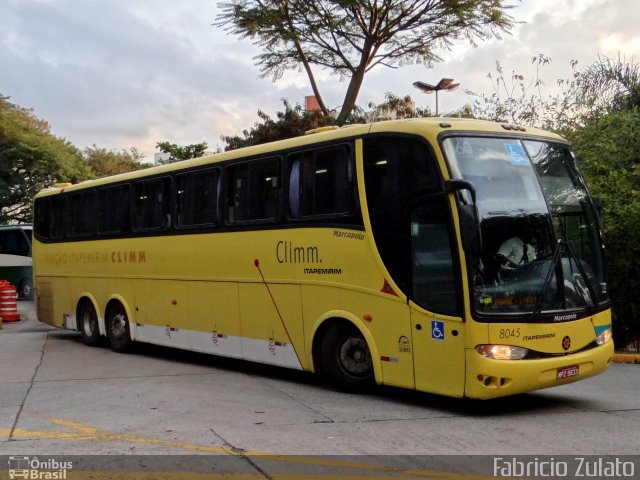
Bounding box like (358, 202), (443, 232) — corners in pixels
(107, 303), (132, 353)
(78, 300), (100, 347)
(320, 324), (375, 393)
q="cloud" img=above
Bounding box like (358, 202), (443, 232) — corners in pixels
(1, 0), (639, 159)
(0, 0), (280, 154)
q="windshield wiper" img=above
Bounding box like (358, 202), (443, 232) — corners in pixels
(532, 240), (598, 321)
(564, 241), (598, 310)
(532, 239), (563, 321)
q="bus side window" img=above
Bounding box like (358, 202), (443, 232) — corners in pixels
(34, 199), (51, 240)
(98, 185), (131, 235)
(288, 146), (353, 218)
(0, 229), (30, 256)
(227, 158), (280, 223)
(289, 159), (301, 218)
(410, 200), (460, 316)
(176, 168), (220, 227)
(133, 177), (172, 231)
(288, 152), (313, 218)
(50, 196), (67, 240)
(249, 158), (280, 220)
(68, 191), (97, 238)
(227, 164), (250, 222)
(363, 136), (442, 295)
(314, 147), (352, 215)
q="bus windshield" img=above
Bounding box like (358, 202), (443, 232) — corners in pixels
(443, 136), (609, 320)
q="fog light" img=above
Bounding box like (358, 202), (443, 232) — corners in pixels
(475, 344), (528, 360)
(596, 328), (612, 346)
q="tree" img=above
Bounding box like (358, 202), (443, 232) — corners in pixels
(465, 54), (566, 128)
(467, 54), (640, 131)
(220, 99), (329, 150)
(367, 92), (430, 121)
(0, 95), (92, 224)
(220, 93), (475, 150)
(215, 0), (517, 124)
(575, 54), (640, 114)
(83, 146), (148, 178)
(567, 109), (640, 350)
(155, 141), (209, 163)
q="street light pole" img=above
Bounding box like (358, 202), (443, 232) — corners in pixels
(413, 78), (460, 116)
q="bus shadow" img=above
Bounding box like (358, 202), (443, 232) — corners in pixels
(56, 334), (589, 416)
(375, 385), (589, 417)
(132, 341), (321, 386)
(127, 341), (586, 416)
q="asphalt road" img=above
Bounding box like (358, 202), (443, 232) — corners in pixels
(1, 302), (639, 478)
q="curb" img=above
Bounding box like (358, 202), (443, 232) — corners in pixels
(612, 353), (640, 364)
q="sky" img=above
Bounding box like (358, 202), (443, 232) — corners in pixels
(1, 0), (639, 161)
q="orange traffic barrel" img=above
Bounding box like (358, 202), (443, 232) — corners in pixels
(0, 280), (21, 322)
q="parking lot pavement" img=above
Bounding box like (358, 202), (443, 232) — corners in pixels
(2, 301), (640, 478)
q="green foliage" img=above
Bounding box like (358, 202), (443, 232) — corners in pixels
(567, 109), (640, 349)
(220, 99), (329, 151)
(83, 145), (148, 178)
(367, 92), (433, 121)
(466, 54), (568, 129)
(0, 95), (92, 224)
(220, 93), (474, 151)
(156, 141), (209, 163)
(216, 0), (517, 124)
(577, 54), (640, 114)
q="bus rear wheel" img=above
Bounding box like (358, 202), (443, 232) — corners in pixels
(78, 301), (100, 347)
(320, 324), (375, 393)
(107, 303), (132, 353)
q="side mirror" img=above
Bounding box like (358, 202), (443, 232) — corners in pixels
(445, 179), (481, 256)
(592, 196), (602, 214)
(592, 196), (604, 232)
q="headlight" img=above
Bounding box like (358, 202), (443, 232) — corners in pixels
(596, 328), (612, 346)
(475, 344), (529, 360)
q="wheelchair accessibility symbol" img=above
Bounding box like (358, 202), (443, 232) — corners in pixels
(431, 320), (445, 340)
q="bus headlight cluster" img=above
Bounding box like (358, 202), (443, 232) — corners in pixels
(475, 344), (528, 360)
(596, 328), (612, 346)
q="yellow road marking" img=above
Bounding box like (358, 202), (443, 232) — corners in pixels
(1, 418), (495, 479)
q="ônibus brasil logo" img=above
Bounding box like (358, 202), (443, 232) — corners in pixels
(8, 456), (73, 479)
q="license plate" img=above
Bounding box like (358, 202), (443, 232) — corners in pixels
(557, 364), (579, 380)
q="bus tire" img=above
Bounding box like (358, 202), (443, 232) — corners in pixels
(78, 300), (101, 347)
(320, 323), (375, 393)
(106, 302), (132, 353)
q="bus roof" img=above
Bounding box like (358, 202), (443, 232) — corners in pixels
(34, 118), (566, 198)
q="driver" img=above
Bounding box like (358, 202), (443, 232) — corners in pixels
(497, 237), (536, 270)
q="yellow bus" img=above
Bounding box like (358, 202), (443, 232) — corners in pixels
(32, 118), (613, 399)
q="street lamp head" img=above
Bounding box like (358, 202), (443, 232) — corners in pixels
(413, 78), (460, 93)
(435, 78), (460, 91)
(413, 77), (460, 115)
(412, 81), (437, 94)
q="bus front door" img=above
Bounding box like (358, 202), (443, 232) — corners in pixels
(408, 201), (465, 396)
(410, 304), (465, 397)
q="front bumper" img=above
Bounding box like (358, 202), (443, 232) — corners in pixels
(464, 340), (614, 399)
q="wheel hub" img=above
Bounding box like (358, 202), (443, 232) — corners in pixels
(83, 311), (95, 335)
(339, 337), (372, 376)
(111, 314), (126, 338)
